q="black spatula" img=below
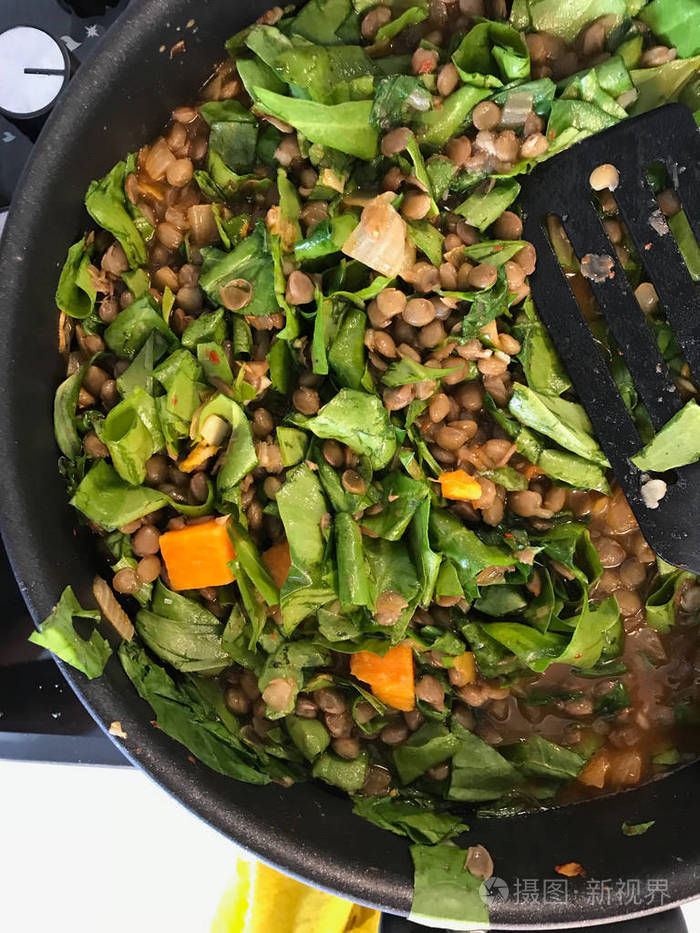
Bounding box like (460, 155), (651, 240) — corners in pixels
(520, 103), (700, 574)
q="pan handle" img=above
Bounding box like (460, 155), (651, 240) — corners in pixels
(378, 906), (688, 932)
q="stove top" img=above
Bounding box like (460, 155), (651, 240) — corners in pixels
(0, 0), (129, 766)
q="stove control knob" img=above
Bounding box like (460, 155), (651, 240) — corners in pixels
(0, 27), (70, 121)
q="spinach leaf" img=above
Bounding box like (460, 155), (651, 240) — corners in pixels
(85, 160), (147, 268)
(393, 722), (460, 784)
(54, 358), (94, 459)
(335, 512), (372, 609)
(370, 75), (432, 130)
(408, 499), (442, 608)
(29, 586), (111, 679)
(276, 167), (302, 252)
(482, 596), (620, 673)
(376, 5), (428, 42)
(277, 425), (308, 467)
(116, 334), (160, 397)
(199, 224), (278, 317)
(154, 348), (204, 423)
(429, 506), (516, 595)
(101, 386), (164, 486)
(632, 399), (700, 472)
(237, 56), (287, 98)
(452, 20), (530, 83)
(273, 44), (374, 104)
(55, 237), (96, 319)
(352, 796), (467, 845)
(289, 0), (351, 44)
(194, 394), (258, 497)
(304, 388), (397, 469)
(455, 178), (520, 230)
(514, 298), (571, 396)
(268, 338), (298, 395)
(104, 295), (177, 359)
(295, 215), (358, 262)
(457, 267), (511, 342)
(135, 589), (229, 675)
(361, 471), (428, 541)
(328, 305), (367, 389)
(510, 0), (628, 44)
(200, 99), (259, 173)
(416, 85), (491, 146)
(182, 308), (227, 348)
(645, 569), (694, 633)
(198, 342), (234, 386)
(669, 210), (700, 282)
(71, 460), (210, 531)
(119, 641), (275, 784)
(461, 618), (526, 679)
(448, 723), (522, 801)
(406, 219), (444, 265)
(254, 88), (378, 159)
(409, 845), (488, 929)
(639, 0), (700, 59)
(382, 356), (461, 387)
(509, 382), (609, 467)
(311, 291), (331, 376)
(622, 820), (655, 837)
(313, 750), (369, 791)
(286, 715), (331, 761)
(364, 536), (421, 630)
(595, 681), (631, 716)
(276, 464), (336, 633)
(502, 734), (586, 781)
(258, 639), (330, 718)
(491, 76), (557, 115)
(479, 466), (528, 491)
(228, 523), (280, 607)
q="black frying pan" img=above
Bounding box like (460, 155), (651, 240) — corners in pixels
(0, 1), (698, 928)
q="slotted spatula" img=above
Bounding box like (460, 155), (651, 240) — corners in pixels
(520, 103), (700, 574)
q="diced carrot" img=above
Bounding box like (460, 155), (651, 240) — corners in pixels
(262, 540), (291, 589)
(577, 750), (610, 789)
(450, 651), (477, 686)
(350, 643), (415, 711)
(522, 462), (544, 480)
(555, 862), (586, 878)
(159, 518), (236, 591)
(439, 469), (482, 501)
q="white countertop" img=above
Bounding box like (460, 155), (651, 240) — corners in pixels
(2, 759), (700, 932)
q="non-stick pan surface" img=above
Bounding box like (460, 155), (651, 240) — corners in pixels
(1, 1), (699, 926)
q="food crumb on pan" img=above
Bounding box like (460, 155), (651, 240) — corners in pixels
(641, 477), (667, 509)
(170, 39), (186, 59)
(580, 253), (615, 282)
(108, 721), (127, 739)
(555, 862), (587, 878)
(649, 209), (670, 236)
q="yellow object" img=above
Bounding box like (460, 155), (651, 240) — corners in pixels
(439, 469), (482, 501)
(211, 859), (381, 933)
(451, 651), (477, 685)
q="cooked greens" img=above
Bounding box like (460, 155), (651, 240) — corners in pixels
(44, 2), (700, 921)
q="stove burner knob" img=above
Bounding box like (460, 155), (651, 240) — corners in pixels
(0, 27), (70, 121)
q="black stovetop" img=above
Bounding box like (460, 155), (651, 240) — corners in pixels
(0, 0), (128, 766)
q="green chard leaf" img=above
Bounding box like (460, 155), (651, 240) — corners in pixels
(622, 820), (656, 837)
(29, 586), (111, 679)
(276, 464), (336, 633)
(352, 796), (467, 845)
(199, 224), (278, 317)
(409, 844), (488, 929)
(370, 76), (433, 131)
(254, 88), (378, 159)
(101, 386), (164, 486)
(645, 569), (694, 633)
(455, 178), (520, 231)
(632, 399), (700, 472)
(416, 84), (491, 146)
(303, 388), (397, 470)
(56, 237), (97, 319)
(85, 160), (147, 268)
(640, 0), (700, 59)
(452, 19), (530, 83)
(104, 295), (177, 360)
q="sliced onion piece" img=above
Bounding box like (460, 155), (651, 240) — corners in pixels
(93, 576), (135, 641)
(342, 192), (408, 277)
(500, 91), (533, 129)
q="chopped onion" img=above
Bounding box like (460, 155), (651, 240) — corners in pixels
(200, 414), (230, 446)
(93, 576), (134, 641)
(342, 192), (409, 277)
(108, 721), (128, 739)
(500, 91), (534, 129)
(406, 87), (432, 112)
(186, 204), (218, 246)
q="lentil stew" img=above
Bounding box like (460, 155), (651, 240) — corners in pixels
(40, 0), (700, 852)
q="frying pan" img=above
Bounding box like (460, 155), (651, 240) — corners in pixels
(0, 1), (699, 928)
